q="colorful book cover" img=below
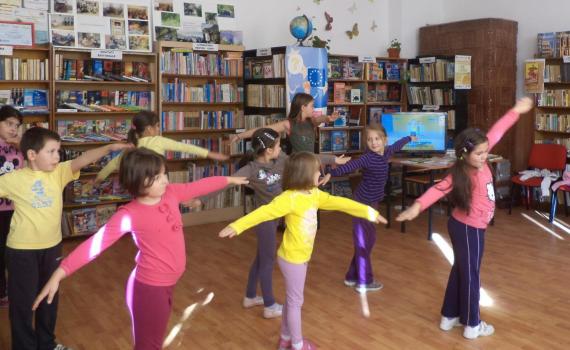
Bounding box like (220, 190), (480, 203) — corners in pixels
(72, 208), (98, 236)
(330, 130), (347, 152)
(96, 204), (117, 227)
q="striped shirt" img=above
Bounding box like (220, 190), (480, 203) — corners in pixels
(330, 136), (411, 204)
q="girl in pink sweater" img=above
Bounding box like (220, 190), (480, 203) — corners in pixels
(33, 148), (247, 350)
(396, 97), (533, 340)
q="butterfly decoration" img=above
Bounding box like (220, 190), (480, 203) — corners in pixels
(313, 0), (322, 4)
(324, 11), (333, 31)
(346, 23), (359, 40)
(348, 2), (357, 14)
(371, 20), (378, 32)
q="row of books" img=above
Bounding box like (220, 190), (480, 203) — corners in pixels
(63, 204), (118, 237)
(326, 106), (362, 127)
(407, 87), (455, 106)
(60, 148), (121, 173)
(55, 55), (150, 82)
(332, 82), (363, 103)
(245, 84), (285, 108)
(537, 32), (570, 58)
(244, 54), (286, 79)
(544, 63), (570, 83)
(56, 90), (154, 111)
(66, 177), (129, 204)
(57, 119), (131, 142)
(365, 61), (403, 81)
(320, 179), (353, 199)
(536, 89), (570, 107)
(160, 51), (242, 77)
(161, 110), (245, 131)
(0, 57), (49, 81)
(328, 57), (364, 79)
(164, 137), (241, 158)
(367, 84), (401, 102)
(535, 113), (570, 133)
(243, 113), (286, 130)
(0, 89), (48, 113)
(162, 81), (243, 103)
(409, 60), (455, 82)
(319, 130), (361, 153)
(186, 161), (242, 211)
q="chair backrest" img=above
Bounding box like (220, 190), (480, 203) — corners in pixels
(528, 144), (567, 171)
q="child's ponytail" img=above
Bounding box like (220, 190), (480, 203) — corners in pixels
(128, 111), (160, 146)
(237, 128), (279, 168)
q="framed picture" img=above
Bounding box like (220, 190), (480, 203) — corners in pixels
(0, 21), (35, 47)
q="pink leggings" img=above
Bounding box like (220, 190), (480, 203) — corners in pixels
(127, 277), (174, 350)
(278, 257), (308, 345)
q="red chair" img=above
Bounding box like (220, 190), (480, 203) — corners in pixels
(509, 144), (567, 214)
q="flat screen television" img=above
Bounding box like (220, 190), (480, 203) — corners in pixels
(381, 112), (447, 153)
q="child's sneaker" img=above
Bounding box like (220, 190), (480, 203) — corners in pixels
(354, 281), (383, 293)
(0, 296), (8, 309)
(53, 344), (73, 350)
(277, 336), (292, 350)
(439, 316), (462, 331)
(263, 303), (283, 319)
(343, 279), (356, 287)
(293, 338), (317, 350)
(463, 321), (495, 339)
(242, 296), (264, 308)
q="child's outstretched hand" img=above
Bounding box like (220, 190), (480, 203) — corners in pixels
(513, 97), (534, 114)
(327, 111), (340, 123)
(374, 213), (388, 225)
(227, 176), (249, 186)
(219, 226), (237, 238)
(229, 134), (240, 144)
(208, 151), (230, 161)
(319, 173), (331, 186)
(396, 202), (421, 222)
(109, 142), (134, 152)
(32, 267), (66, 311)
(334, 154), (351, 165)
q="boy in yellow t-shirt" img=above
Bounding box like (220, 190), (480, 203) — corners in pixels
(0, 127), (131, 350)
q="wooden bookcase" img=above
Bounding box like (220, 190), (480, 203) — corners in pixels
(533, 57), (570, 154)
(156, 41), (245, 225)
(0, 45), (51, 129)
(51, 47), (158, 237)
(406, 55), (469, 145)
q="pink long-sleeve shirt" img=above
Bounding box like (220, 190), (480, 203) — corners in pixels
(416, 109), (520, 229)
(60, 177), (229, 286)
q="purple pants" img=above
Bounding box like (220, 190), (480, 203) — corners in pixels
(127, 277), (174, 350)
(345, 200), (379, 285)
(442, 216), (485, 327)
(278, 257), (308, 345)
(245, 219), (278, 307)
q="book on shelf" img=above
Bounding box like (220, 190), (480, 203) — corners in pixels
(332, 180), (353, 198)
(333, 107), (347, 127)
(161, 110), (245, 131)
(366, 62), (385, 80)
(161, 51), (243, 77)
(350, 89), (361, 103)
(162, 81), (243, 103)
(245, 54), (284, 79)
(385, 62), (401, 81)
(56, 90), (154, 112)
(333, 82), (346, 103)
(57, 119), (131, 143)
(71, 208), (98, 236)
(246, 84), (284, 108)
(1, 89), (49, 113)
(0, 57), (50, 81)
(330, 130), (347, 152)
(55, 54), (151, 82)
(328, 57), (363, 79)
(96, 204), (117, 227)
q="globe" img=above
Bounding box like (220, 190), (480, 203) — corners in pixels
(290, 15), (313, 45)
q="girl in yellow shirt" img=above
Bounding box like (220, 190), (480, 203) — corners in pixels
(219, 152), (386, 350)
(96, 111), (228, 182)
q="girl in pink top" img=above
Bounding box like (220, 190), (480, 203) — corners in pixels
(396, 97), (533, 340)
(33, 148), (247, 350)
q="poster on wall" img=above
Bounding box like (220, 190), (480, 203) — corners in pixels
(524, 59), (545, 94)
(285, 46), (328, 116)
(49, 0), (152, 52)
(454, 55), (472, 90)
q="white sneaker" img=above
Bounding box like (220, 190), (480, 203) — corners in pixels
(463, 321), (495, 339)
(242, 296), (264, 308)
(439, 316), (462, 331)
(344, 279), (356, 287)
(263, 303), (283, 319)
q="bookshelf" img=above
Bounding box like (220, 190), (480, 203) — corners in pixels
(406, 55), (469, 146)
(52, 47), (158, 238)
(533, 57), (570, 155)
(156, 41), (245, 225)
(0, 44), (51, 129)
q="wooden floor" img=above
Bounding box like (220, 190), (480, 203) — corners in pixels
(1, 205), (570, 349)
